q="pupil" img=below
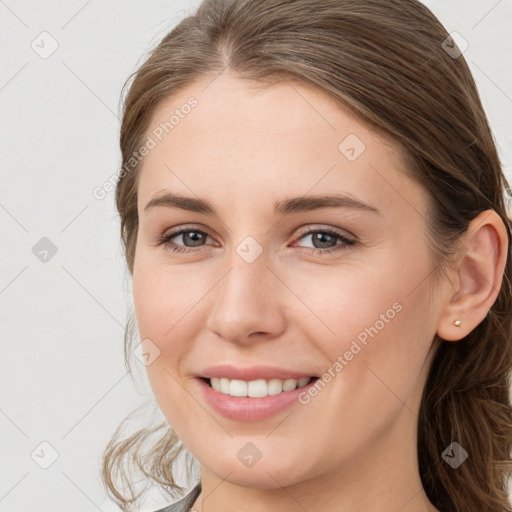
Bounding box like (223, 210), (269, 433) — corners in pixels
(314, 232), (334, 248)
(185, 231), (204, 246)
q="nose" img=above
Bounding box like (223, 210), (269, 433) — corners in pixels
(206, 252), (287, 345)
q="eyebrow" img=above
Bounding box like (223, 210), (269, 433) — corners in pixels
(144, 192), (381, 216)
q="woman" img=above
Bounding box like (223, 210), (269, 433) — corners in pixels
(102, 1), (512, 511)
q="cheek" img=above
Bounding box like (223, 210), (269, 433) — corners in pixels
(298, 248), (435, 393)
(132, 255), (209, 341)
(290, 259), (435, 463)
(335, 259), (435, 409)
(132, 257), (214, 418)
(289, 258), (413, 351)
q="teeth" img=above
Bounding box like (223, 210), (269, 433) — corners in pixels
(208, 377), (313, 397)
(220, 377), (230, 394)
(298, 377), (310, 388)
(268, 378), (283, 395)
(230, 379), (247, 396)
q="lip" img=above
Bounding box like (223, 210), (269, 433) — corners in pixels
(199, 364), (317, 381)
(196, 366), (319, 421)
(197, 378), (318, 421)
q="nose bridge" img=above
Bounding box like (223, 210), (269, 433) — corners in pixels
(206, 245), (286, 343)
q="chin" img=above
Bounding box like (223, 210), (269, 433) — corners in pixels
(200, 450), (312, 490)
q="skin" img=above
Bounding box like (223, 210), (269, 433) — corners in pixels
(132, 71), (508, 512)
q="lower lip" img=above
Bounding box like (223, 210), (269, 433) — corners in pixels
(197, 378), (317, 421)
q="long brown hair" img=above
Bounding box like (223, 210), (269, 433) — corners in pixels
(102, 1), (512, 510)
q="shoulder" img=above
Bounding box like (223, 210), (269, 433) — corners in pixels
(151, 483), (201, 512)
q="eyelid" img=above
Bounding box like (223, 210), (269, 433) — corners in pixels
(151, 223), (215, 246)
(293, 223), (355, 241)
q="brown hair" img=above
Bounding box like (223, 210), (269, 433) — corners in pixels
(102, 1), (512, 510)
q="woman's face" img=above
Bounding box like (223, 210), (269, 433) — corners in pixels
(133, 72), (446, 491)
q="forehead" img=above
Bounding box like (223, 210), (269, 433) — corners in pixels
(136, 72), (425, 218)
(143, 71), (388, 157)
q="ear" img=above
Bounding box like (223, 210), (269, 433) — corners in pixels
(437, 209), (509, 341)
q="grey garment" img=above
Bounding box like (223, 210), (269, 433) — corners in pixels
(152, 483), (201, 512)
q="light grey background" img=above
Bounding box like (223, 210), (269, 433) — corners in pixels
(1, 1), (511, 511)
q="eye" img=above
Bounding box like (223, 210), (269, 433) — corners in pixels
(293, 226), (356, 255)
(154, 226), (213, 254)
(153, 225), (356, 256)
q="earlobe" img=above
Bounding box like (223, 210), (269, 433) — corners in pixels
(436, 209), (508, 342)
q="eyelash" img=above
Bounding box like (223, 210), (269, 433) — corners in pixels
(154, 225), (356, 256)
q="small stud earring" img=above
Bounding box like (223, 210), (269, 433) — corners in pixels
(454, 319), (461, 327)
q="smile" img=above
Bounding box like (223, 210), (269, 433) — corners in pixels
(206, 377), (315, 397)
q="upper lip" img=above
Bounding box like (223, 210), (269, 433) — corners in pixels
(199, 364), (318, 381)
